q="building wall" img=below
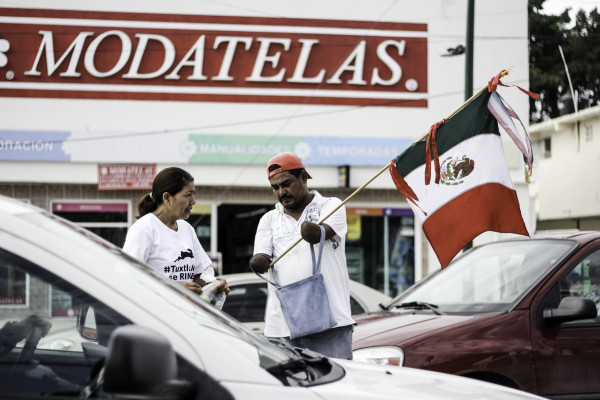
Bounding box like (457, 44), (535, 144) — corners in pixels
(0, 182), (405, 212)
(529, 105), (600, 230)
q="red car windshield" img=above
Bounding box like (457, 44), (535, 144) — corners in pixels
(390, 239), (577, 314)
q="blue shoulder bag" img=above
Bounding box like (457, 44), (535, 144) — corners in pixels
(252, 225), (335, 339)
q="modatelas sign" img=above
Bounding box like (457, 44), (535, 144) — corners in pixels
(0, 8), (428, 107)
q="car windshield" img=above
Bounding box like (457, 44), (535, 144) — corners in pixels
(389, 239), (578, 314)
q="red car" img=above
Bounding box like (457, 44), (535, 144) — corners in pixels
(352, 232), (600, 399)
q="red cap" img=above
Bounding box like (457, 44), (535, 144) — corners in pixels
(267, 152), (312, 179)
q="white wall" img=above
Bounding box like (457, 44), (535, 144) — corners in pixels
(530, 106), (600, 221)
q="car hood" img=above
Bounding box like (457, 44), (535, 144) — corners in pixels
(313, 359), (542, 399)
(352, 312), (473, 346)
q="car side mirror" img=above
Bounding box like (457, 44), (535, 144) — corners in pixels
(76, 304), (98, 341)
(103, 325), (193, 399)
(543, 296), (597, 326)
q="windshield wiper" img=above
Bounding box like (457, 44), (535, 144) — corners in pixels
(265, 340), (343, 387)
(394, 301), (445, 315)
(266, 357), (307, 375)
(379, 302), (390, 310)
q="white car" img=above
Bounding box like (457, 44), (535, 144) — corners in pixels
(0, 195), (545, 400)
(220, 273), (392, 334)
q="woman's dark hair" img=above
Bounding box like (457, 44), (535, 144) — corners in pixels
(136, 167), (194, 218)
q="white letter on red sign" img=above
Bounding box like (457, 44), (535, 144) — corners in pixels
(288, 39), (325, 84)
(25, 31), (94, 77)
(166, 35), (208, 81)
(212, 36), (252, 82)
(123, 34), (176, 79)
(326, 40), (367, 86)
(85, 30), (132, 78)
(371, 40), (405, 86)
(246, 38), (290, 83)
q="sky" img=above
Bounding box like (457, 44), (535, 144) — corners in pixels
(542, 0), (598, 16)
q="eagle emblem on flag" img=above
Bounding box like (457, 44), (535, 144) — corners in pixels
(440, 156), (475, 185)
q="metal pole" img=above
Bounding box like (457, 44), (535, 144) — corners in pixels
(465, 0), (474, 100)
(462, 0), (475, 251)
(383, 214), (390, 296)
(558, 45), (578, 113)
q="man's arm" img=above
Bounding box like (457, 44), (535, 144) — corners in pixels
(0, 313), (52, 356)
(300, 221), (335, 244)
(251, 214), (273, 273)
(250, 253), (271, 274)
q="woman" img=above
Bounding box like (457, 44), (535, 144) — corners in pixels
(123, 167), (229, 300)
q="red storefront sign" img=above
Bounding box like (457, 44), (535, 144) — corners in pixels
(97, 164), (155, 190)
(0, 8), (427, 107)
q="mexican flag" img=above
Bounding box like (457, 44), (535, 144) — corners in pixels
(390, 89), (530, 267)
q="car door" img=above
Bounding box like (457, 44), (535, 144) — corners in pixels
(531, 244), (600, 398)
(0, 238), (233, 400)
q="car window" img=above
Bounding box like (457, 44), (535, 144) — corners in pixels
(221, 283), (268, 323)
(393, 239), (577, 313)
(559, 249), (600, 325)
(350, 296), (366, 315)
(0, 247), (131, 397)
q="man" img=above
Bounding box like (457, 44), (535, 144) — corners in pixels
(0, 313), (52, 356)
(250, 152), (355, 359)
(585, 260), (600, 316)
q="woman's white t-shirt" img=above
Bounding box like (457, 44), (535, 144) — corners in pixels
(123, 213), (212, 281)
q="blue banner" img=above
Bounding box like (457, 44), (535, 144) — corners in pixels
(0, 130), (70, 161)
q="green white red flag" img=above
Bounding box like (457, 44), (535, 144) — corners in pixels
(390, 72), (537, 267)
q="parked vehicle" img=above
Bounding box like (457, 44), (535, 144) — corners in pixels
(352, 232), (600, 399)
(0, 194), (545, 400)
(220, 272), (391, 334)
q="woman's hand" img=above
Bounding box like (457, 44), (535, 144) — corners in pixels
(215, 278), (230, 296)
(178, 281), (203, 295)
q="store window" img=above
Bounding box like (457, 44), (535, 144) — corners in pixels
(50, 201), (131, 317)
(186, 204), (212, 253)
(387, 210), (415, 297)
(0, 264), (28, 308)
(187, 204), (223, 275)
(51, 201), (130, 247)
(346, 207), (414, 297)
(217, 204), (274, 274)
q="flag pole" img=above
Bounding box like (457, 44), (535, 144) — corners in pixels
(268, 68), (511, 267)
(416, 68), (511, 142)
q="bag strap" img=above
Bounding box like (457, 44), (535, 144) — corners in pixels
(310, 225), (326, 275)
(249, 225), (326, 288)
(249, 260), (281, 289)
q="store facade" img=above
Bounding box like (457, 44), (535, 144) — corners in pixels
(0, 1), (532, 311)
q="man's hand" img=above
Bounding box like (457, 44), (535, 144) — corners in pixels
(250, 254), (271, 274)
(17, 313), (52, 338)
(0, 313), (52, 349)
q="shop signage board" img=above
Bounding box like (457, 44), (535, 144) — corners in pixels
(51, 201), (129, 213)
(0, 131), (411, 166)
(0, 8), (427, 107)
(97, 164), (156, 190)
